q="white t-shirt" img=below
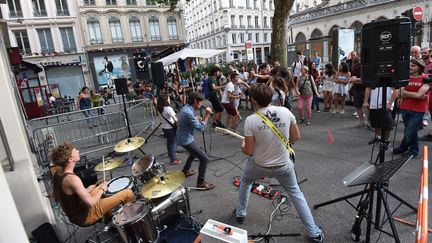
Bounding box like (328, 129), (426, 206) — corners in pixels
(271, 89), (285, 106)
(239, 72), (248, 82)
(244, 106), (296, 167)
(369, 87), (394, 110)
(161, 106), (176, 129)
(292, 61), (302, 77)
(221, 81), (234, 104)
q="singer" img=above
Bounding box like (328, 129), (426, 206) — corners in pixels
(176, 92), (216, 190)
(235, 84), (323, 242)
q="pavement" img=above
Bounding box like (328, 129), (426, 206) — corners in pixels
(50, 102), (431, 243)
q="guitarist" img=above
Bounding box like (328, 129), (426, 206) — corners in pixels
(234, 83), (323, 243)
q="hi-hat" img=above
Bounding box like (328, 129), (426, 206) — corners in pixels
(114, 137), (145, 153)
(140, 171), (185, 199)
(94, 158), (123, 171)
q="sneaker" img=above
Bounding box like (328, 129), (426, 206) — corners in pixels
(423, 120), (429, 126)
(339, 110), (345, 114)
(233, 209), (245, 224)
(309, 233), (324, 243)
(170, 160), (182, 165)
(316, 109), (321, 113)
(306, 120), (311, 125)
(336, 109), (340, 113)
(298, 118), (305, 124)
(393, 147), (407, 155)
(352, 111), (358, 116)
(382, 140), (391, 150)
(331, 109), (336, 114)
(356, 121), (365, 128)
(368, 137), (381, 145)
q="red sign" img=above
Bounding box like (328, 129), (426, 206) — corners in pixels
(245, 41), (252, 49)
(413, 6), (423, 21)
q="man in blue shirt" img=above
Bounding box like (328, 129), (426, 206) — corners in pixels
(176, 92), (216, 190)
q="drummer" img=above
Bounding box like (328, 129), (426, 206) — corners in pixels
(51, 143), (135, 226)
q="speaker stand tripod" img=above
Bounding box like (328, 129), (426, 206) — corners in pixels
(313, 83), (416, 243)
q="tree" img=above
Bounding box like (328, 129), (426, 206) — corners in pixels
(167, 0), (294, 66)
(271, 0), (294, 67)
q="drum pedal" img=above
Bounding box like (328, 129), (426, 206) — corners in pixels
(233, 177), (280, 200)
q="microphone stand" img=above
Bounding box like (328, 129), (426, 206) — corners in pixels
(199, 107), (207, 154)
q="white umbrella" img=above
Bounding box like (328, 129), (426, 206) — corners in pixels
(156, 48), (226, 66)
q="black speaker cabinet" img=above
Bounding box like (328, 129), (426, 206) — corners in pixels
(114, 78), (128, 95)
(361, 18), (411, 88)
(75, 168), (98, 188)
(31, 223), (60, 243)
(151, 62), (165, 89)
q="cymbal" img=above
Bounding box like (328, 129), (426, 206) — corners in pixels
(140, 171), (185, 199)
(94, 158), (123, 172)
(114, 137), (145, 153)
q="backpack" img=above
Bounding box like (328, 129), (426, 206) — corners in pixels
(202, 77), (210, 99)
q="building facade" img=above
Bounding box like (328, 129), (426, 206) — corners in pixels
(79, 0), (186, 88)
(287, 0), (431, 66)
(2, 0), (86, 118)
(183, 0), (277, 64)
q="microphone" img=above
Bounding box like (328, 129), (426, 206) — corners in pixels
(201, 105), (214, 117)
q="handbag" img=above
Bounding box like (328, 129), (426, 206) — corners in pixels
(256, 112), (296, 163)
(160, 113), (177, 132)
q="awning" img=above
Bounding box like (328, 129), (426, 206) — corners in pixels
(156, 48), (226, 66)
(21, 61), (43, 73)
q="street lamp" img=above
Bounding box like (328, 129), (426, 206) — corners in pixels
(224, 25), (231, 63)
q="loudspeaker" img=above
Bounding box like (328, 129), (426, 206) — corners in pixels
(75, 168), (98, 188)
(361, 18), (411, 88)
(151, 62), (165, 89)
(114, 78), (128, 95)
(31, 223), (60, 243)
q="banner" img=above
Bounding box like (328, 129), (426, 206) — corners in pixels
(245, 41), (253, 61)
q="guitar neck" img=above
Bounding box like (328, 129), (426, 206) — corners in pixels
(215, 127), (245, 140)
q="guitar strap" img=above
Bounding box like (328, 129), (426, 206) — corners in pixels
(256, 111), (295, 162)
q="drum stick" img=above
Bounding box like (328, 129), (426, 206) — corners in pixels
(102, 156), (106, 182)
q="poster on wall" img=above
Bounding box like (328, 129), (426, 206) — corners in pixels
(34, 88), (43, 107)
(94, 54), (131, 87)
(337, 28), (355, 64)
(50, 84), (61, 98)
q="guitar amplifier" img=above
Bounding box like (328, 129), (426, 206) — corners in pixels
(200, 219), (248, 243)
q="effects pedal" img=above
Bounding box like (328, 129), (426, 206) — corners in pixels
(233, 177), (280, 200)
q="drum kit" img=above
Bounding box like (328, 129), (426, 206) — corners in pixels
(93, 137), (197, 243)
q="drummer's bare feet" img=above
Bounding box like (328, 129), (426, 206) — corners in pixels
(182, 169), (196, 177)
(196, 181), (216, 190)
(171, 160), (182, 165)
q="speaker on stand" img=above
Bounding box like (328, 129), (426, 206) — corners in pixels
(151, 62), (165, 91)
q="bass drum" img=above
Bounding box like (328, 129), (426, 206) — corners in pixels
(113, 199), (159, 243)
(151, 187), (188, 227)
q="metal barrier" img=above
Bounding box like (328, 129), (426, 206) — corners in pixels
(30, 100), (156, 168)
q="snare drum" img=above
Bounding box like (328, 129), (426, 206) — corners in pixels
(132, 155), (164, 182)
(151, 187), (189, 227)
(106, 176), (133, 196)
(113, 199), (159, 243)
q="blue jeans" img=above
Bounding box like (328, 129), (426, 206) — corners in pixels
(162, 128), (177, 161)
(312, 95), (319, 110)
(236, 158), (321, 237)
(182, 141), (208, 184)
(82, 109), (96, 126)
(399, 109), (424, 156)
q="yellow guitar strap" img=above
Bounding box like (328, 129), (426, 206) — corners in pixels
(256, 112), (296, 162)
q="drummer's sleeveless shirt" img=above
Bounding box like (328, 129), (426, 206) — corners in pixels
(53, 172), (89, 226)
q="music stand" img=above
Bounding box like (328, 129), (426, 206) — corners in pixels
(313, 77), (417, 243)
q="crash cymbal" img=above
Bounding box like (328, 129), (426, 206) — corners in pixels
(94, 158), (123, 172)
(114, 137), (145, 153)
(140, 171), (185, 199)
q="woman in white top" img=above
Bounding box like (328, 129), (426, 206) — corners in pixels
(156, 95), (181, 165)
(321, 64), (336, 112)
(332, 62), (351, 114)
(271, 77), (288, 107)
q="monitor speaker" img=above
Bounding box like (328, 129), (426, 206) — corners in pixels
(114, 78), (128, 95)
(31, 223), (60, 243)
(151, 62), (165, 89)
(361, 18), (411, 88)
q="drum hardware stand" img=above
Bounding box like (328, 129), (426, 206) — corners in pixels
(121, 93), (146, 156)
(249, 233), (301, 243)
(174, 186), (202, 233)
(313, 82), (416, 243)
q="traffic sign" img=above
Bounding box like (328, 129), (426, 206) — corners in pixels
(412, 6), (423, 21)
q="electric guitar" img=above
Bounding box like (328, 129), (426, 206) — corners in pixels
(215, 127), (296, 162)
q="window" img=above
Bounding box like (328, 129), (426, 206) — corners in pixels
(129, 17), (143, 42)
(109, 18), (123, 43)
(255, 16), (259, 27)
(253, 0), (258, 9)
(264, 33), (268, 42)
(8, 0), (22, 17)
(106, 0), (117, 5)
(37, 28), (54, 52)
(263, 0), (267, 10)
(126, 0), (137, 5)
(264, 17), (268, 28)
(239, 15), (244, 28)
(247, 16), (252, 28)
(246, 0), (251, 9)
(222, 34), (226, 45)
(270, 0), (273, 10)
(240, 33), (244, 43)
(149, 17), (161, 41)
(87, 18), (103, 44)
(59, 27), (76, 52)
(232, 33), (236, 44)
(213, 1), (217, 12)
(255, 33), (259, 42)
(229, 0), (234, 8)
(83, 0), (95, 5)
(146, 0), (156, 5)
(56, 0), (69, 16)
(32, 0), (47, 16)
(168, 17), (178, 40)
(13, 30), (31, 55)
(270, 17), (273, 28)
(248, 33), (252, 41)
(230, 15), (236, 28)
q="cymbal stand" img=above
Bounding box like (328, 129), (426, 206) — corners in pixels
(174, 186), (202, 233)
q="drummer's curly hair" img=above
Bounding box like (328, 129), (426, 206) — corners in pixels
(50, 143), (76, 167)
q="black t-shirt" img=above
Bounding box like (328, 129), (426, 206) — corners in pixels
(351, 64), (364, 91)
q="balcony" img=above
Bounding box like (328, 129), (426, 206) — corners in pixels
(231, 24), (237, 29)
(9, 11), (23, 18)
(169, 35), (179, 40)
(264, 24), (269, 28)
(63, 47), (77, 53)
(239, 25), (245, 28)
(111, 37), (124, 43)
(34, 10), (48, 17)
(151, 36), (162, 41)
(131, 37), (144, 42)
(83, 0), (96, 5)
(248, 25), (254, 28)
(56, 10), (70, 16)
